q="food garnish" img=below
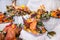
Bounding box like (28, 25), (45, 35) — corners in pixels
(48, 31), (56, 36)
(47, 31), (56, 38)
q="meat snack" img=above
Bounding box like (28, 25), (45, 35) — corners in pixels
(0, 12), (13, 23)
(0, 23), (22, 40)
(22, 17), (46, 35)
(51, 9), (60, 18)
